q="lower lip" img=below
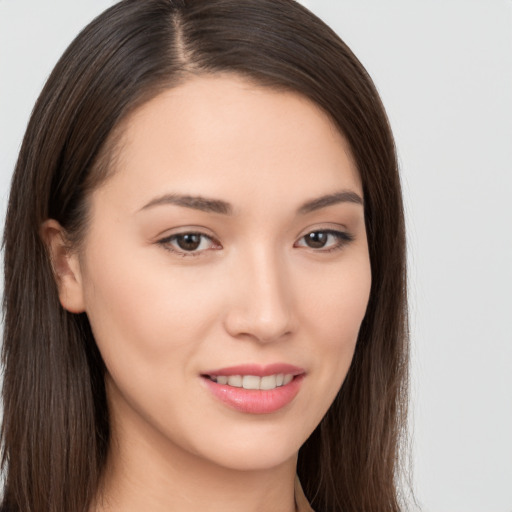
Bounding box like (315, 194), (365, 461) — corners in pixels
(202, 375), (304, 414)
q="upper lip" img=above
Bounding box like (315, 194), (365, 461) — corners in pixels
(202, 363), (305, 377)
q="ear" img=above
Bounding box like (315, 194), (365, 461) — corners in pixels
(40, 219), (86, 313)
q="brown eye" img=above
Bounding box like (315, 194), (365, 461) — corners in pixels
(296, 229), (354, 252)
(175, 233), (202, 251)
(159, 231), (220, 256)
(304, 231), (328, 248)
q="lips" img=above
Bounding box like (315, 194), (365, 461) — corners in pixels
(201, 363), (305, 414)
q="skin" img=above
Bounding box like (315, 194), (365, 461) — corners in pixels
(44, 75), (371, 512)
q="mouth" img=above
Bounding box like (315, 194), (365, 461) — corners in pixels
(200, 364), (305, 414)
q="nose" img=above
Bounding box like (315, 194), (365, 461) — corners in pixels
(223, 248), (295, 344)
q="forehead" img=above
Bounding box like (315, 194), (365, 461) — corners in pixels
(100, 74), (361, 212)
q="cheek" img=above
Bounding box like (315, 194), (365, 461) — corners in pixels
(313, 261), (370, 375)
(79, 244), (222, 382)
(302, 253), (371, 345)
(291, 251), (371, 418)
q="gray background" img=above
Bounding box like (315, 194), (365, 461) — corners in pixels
(1, 1), (511, 511)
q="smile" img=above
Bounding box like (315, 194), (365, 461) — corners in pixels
(207, 374), (294, 390)
(201, 364), (305, 414)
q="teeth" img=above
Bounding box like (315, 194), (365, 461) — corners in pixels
(242, 375), (260, 389)
(260, 375), (277, 390)
(211, 373), (295, 390)
(227, 375), (242, 387)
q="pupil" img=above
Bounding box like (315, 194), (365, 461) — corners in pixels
(177, 234), (201, 251)
(306, 232), (327, 248)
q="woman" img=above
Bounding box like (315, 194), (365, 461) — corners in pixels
(1, 1), (409, 511)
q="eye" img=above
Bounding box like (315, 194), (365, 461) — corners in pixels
(158, 232), (221, 256)
(295, 229), (354, 252)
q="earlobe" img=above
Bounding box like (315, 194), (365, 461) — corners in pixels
(40, 219), (86, 314)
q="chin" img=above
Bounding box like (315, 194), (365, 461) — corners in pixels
(205, 445), (298, 472)
(185, 422), (308, 472)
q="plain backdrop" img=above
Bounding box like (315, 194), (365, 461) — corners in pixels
(1, 1), (511, 511)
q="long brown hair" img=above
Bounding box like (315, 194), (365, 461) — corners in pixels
(1, 1), (409, 511)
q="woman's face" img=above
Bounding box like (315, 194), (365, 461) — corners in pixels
(64, 75), (371, 471)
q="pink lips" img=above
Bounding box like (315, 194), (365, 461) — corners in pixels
(201, 363), (305, 414)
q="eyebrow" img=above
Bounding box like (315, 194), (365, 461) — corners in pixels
(297, 190), (364, 214)
(140, 194), (233, 215)
(139, 189), (363, 215)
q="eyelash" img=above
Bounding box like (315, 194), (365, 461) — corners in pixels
(294, 229), (354, 253)
(158, 229), (354, 257)
(158, 232), (220, 257)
